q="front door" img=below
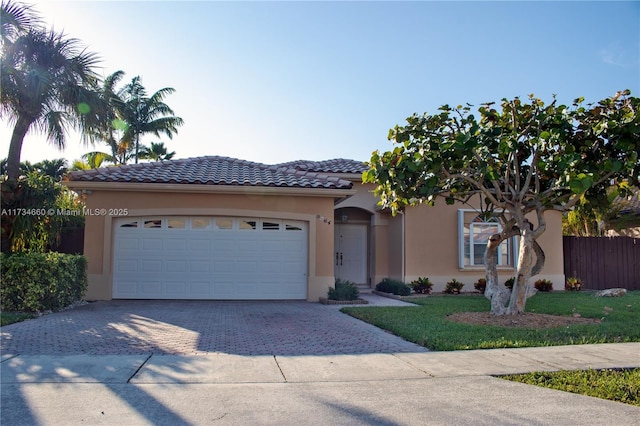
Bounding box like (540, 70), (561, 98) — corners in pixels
(334, 224), (367, 285)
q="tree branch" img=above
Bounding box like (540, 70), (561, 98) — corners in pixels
(442, 169), (503, 207)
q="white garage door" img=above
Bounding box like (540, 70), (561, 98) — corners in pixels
(113, 217), (308, 300)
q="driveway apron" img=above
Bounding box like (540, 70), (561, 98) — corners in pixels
(0, 300), (426, 356)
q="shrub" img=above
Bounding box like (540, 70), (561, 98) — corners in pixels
(376, 278), (411, 296)
(534, 279), (554, 292)
(565, 277), (583, 291)
(328, 279), (360, 301)
(444, 279), (464, 294)
(0, 252), (87, 312)
(474, 278), (487, 293)
(504, 277), (515, 290)
(410, 277), (433, 294)
(1, 173), (84, 253)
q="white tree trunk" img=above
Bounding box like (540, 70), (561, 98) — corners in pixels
(484, 233), (511, 315)
(507, 229), (535, 314)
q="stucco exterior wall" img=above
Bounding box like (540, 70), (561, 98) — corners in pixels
(387, 214), (404, 281)
(81, 189), (336, 301)
(401, 201), (565, 292)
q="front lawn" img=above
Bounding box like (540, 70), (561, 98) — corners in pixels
(341, 291), (640, 351)
(501, 368), (640, 406)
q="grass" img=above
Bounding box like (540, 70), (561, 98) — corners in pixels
(1, 311), (36, 326)
(341, 291), (640, 351)
(501, 368), (640, 406)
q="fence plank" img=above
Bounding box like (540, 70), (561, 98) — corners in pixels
(563, 236), (640, 290)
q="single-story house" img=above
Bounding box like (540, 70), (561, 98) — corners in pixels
(605, 190), (640, 238)
(64, 156), (565, 301)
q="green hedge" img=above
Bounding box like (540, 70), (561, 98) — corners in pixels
(1, 252), (87, 312)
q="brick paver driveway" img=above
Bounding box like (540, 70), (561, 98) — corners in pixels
(1, 300), (425, 355)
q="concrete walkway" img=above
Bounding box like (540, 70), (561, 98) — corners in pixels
(2, 343), (639, 425)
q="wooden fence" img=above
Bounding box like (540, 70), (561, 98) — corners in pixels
(563, 236), (640, 290)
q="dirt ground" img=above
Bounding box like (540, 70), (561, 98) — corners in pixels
(447, 311), (601, 328)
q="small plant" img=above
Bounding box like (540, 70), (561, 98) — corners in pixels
(474, 278), (487, 293)
(504, 277), (515, 290)
(565, 277), (583, 291)
(410, 277), (433, 294)
(328, 279), (360, 301)
(444, 279), (464, 294)
(376, 278), (411, 296)
(534, 279), (553, 292)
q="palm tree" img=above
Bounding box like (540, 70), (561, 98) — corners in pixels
(33, 158), (68, 181)
(138, 142), (176, 162)
(70, 151), (113, 171)
(1, 0), (40, 45)
(120, 76), (183, 163)
(84, 70), (133, 164)
(0, 1), (105, 181)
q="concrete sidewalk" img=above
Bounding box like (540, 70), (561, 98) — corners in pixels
(2, 343), (639, 425)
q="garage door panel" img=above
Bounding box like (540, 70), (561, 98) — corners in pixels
(165, 282), (187, 296)
(115, 280), (138, 297)
(140, 281), (163, 297)
(117, 238), (139, 250)
(166, 260), (187, 273)
(188, 261), (211, 273)
(141, 238), (163, 251)
(236, 241), (260, 253)
(213, 262), (235, 273)
(165, 238), (188, 252)
(187, 282), (211, 297)
(188, 239), (210, 252)
(114, 217), (307, 299)
(116, 260), (139, 273)
(140, 260), (163, 272)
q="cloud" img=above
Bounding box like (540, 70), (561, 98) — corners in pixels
(598, 43), (627, 67)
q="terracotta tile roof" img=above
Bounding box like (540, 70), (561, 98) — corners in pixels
(276, 158), (368, 174)
(66, 156), (354, 189)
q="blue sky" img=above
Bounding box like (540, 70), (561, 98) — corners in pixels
(1, 0), (638, 166)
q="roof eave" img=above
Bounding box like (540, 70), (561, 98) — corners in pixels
(62, 181), (356, 198)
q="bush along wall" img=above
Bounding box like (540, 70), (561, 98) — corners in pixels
(0, 252), (88, 312)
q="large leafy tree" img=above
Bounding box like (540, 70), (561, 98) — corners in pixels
(0, 0), (105, 181)
(120, 76), (183, 164)
(365, 91), (639, 315)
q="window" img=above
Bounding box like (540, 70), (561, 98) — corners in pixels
(191, 218), (210, 229)
(167, 218), (186, 229)
(262, 221), (280, 230)
(285, 222), (303, 231)
(144, 219), (162, 229)
(214, 218), (233, 230)
(120, 220), (138, 228)
(459, 210), (515, 268)
(239, 220), (256, 230)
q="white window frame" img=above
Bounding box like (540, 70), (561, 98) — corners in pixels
(458, 209), (518, 269)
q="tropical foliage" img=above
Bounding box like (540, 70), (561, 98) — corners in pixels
(1, 171), (84, 253)
(365, 91), (639, 314)
(118, 76), (183, 163)
(139, 142), (176, 161)
(1, 0), (105, 181)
